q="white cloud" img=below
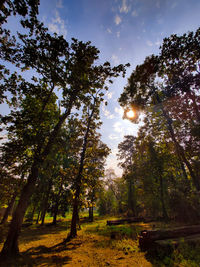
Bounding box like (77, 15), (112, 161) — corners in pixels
(48, 10), (67, 38)
(132, 10), (138, 17)
(115, 15), (122, 25)
(111, 54), (120, 65)
(106, 91), (113, 99)
(120, 0), (130, 13)
(49, 23), (60, 34)
(108, 134), (119, 140)
(113, 122), (123, 133)
(56, 0), (63, 8)
(102, 102), (115, 119)
(155, 40), (161, 46)
(105, 110), (115, 119)
(54, 10), (62, 24)
(147, 40), (153, 47)
(115, 106), (124, 117)
(117, 31), (120, 38)
(107, 28), (112, 34)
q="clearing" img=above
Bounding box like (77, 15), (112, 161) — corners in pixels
(0, 217), (151, 266)
(1, 217), (200, 266)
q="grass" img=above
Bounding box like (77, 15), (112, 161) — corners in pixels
(148, 240), (200, 267)
(0, 214), (200, 266)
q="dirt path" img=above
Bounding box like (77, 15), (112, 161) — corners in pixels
(0, 220), (153, 266)
(64, 234), (152, 267)
(17, 231), (152, 266)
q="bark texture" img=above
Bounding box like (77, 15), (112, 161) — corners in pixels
(0, 164), (38, 257)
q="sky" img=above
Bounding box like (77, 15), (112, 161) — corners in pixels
(1, 0), (200, 176)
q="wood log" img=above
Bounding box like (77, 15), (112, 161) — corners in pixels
(107, 217), (153, 226)
(139, 225), (200, 250)
(107, 219), (128, 226)
(155, 233), (200, 247)
(151, 234), (200, 256)
(22, 222), (33, 228)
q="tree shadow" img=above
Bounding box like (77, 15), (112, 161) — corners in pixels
(0, 222), (70, 246)
(19, 223), (69, 244)
(0, 239), (82, 266)
(25, 239), (82, 255)
(0, 253), (72, 267)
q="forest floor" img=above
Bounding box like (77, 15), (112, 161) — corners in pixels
(0, 216), (200, 266)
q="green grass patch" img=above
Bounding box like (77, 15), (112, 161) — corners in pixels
(84, 219), (142, 240)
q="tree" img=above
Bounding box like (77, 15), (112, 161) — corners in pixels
(117, 135), (137, 216)
(119, 28), (200, 191)
(0, 14), (128, 257)
(84, 136), (110, 222)
(69, 91), (107, 238)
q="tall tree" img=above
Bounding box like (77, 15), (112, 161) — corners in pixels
(117, 135), (137, 216)
(84, 136), (110, 222)
(69, 91), (106, 238)
(0, 17), (128, 257)
(119, 29), (200, 190)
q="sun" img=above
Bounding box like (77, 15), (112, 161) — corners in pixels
(126, 109), (135, 119)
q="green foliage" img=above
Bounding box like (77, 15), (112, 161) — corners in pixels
(151, 242), (200, 267)
(98, 187), (118, 215)
(118, 27), (200, 222)
(0, 0), (130, 254)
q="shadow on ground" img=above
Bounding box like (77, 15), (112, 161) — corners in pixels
(0, 239), (82, 267)
(25, 239), (82, 255)
(0, 253), (72, 267)
(0, 222), (70, 246)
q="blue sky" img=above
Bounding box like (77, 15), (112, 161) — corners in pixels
(1, 0), (200, 175)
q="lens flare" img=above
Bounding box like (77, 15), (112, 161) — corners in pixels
(126, 110), (135, 119)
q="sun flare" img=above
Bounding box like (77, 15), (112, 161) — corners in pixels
(126, 110), (135, 119)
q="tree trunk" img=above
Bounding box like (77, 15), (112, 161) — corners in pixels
(128, 176), (136, 217)
(29, 205), (36, 223)
(159, 174), (168, 220)
(154, 90), (200, 191)
(0, 164), (39, 258)
(89, 206), (93, 222)
(36, 210), (40, 224)
(68, 100), (96, 239)
(70, 197), (79, 237)
(40, 208), (46, 226)
(52, 179), (64, 225)
(41, 180), (52, 226)
(52, 200), (59, 225)
(0, 193), (17, 225)
(0, 102), (74, 257)
(1, 173), (25, 225)
(163, 108), (200, 190)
